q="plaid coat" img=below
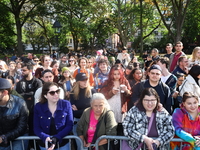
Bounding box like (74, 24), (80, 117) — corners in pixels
(123, 106), (175, 150)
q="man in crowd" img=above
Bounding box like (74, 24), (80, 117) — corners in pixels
(172, 56), (188, 76)
(0, 78), (29, 150)
(117, 47), (130, 67)
(164, 43), (174, 59)
(131, 65), (172, 114)
(169, 41), (186, 72)
(16, 63), (42, 137)
(59, 55), (68, 71)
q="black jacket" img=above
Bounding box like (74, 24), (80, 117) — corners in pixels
(0, 95), (29, 147)
(16, 76), (42, 112)
(131, 80), (172, 114)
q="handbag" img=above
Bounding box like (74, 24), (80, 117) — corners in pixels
(136, 113), (155, 150)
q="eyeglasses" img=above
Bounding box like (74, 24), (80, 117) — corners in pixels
(143, 99), (157, 103)
(88, 62), (93, 63)
(69, 60), (74, 62)
(48, 89), (60, 96)
(34, 60), (39, 62)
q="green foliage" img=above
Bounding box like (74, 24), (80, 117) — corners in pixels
(0, 3), (15, 49)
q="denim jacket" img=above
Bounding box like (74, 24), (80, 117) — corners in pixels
(34, 99), (73, 143)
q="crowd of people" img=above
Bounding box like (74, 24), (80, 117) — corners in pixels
(0, 41), (200, 150)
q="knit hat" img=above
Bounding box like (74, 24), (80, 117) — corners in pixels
(61, 67), (70, 73)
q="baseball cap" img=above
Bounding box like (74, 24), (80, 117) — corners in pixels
(149, 65), (162, 72)
(0, 78), (11, 90)
(75, 73), (88, 82)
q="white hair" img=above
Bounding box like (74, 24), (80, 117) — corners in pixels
(91, 93), (110, 110)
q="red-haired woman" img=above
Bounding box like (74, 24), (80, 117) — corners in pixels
(100, 65), (131, 136)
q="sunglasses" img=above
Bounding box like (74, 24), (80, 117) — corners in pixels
(48, 89), (60, 96)
(34, 60), (39, 62)
(69, 60), (74, 62)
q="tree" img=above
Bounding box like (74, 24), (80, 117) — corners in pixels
(0, 3), (15, 50)
(152, 0), (191, 42)
(182, 0), (200, 48)
(0, 0), (45, 55)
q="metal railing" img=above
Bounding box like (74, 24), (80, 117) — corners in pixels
(9, 135), (83, 150)
(94, 135), (187, 150)
(7, 135), (195, 150)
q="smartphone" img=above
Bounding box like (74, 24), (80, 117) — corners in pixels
(152, 143), (157, 150)
(45, 141), (52, 150)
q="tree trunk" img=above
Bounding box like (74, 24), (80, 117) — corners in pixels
(16, 19), (23, 55)
(139, 0), (143, 57)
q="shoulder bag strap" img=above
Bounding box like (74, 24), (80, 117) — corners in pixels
(179, 80), (187, 93)
(136, 113), (155, 150)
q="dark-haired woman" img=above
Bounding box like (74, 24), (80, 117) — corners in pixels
(34, 82), (73, 150)
(178, 65), (200, 102)
(171, 92), (200, 150)
(73, 57), (94, 86)
(35, 55), (59, 83)
(123, 88), (174, 149)
(128, 68), (143, 89)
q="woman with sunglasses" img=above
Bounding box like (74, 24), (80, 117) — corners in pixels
(123, 88), (174, 150)
(87, 58), (94, 74)
(34, 82), (73, 150)
(67, 57), (78, 75)
(171, 92), (200, 150)
(33, 56), (41, 74)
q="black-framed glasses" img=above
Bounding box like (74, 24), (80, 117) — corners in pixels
(69, 60), (74, 62)
(48, 89), (60, 96)
(34, 60), (39, 62)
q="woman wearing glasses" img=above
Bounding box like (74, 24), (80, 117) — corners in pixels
(33, 56), (41, 74)
(34, 82), (73, 150)
(67, 57), (78, 75)
(123, 88), (174, 150)
(87, 58), (94, 74)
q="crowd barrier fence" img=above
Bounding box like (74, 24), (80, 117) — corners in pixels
(10, 135), (83, 150)
(95, 135), (187, 150)
(8, 135), (191, 150)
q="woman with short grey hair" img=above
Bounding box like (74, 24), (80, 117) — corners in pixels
(77, 93), (117, 150)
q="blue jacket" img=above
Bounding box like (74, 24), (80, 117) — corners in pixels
(34, 99), (73, 143)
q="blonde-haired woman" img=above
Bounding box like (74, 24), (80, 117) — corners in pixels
(70, 73), (96, 149)
(0, 60), (8, 78)
(188, 47), (200, 69)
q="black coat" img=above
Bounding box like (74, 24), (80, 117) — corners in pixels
(0, 95), (29, 147)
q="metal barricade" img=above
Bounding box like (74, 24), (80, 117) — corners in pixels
(94, 135), (189, 150)
(8, 135), (84, 150)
